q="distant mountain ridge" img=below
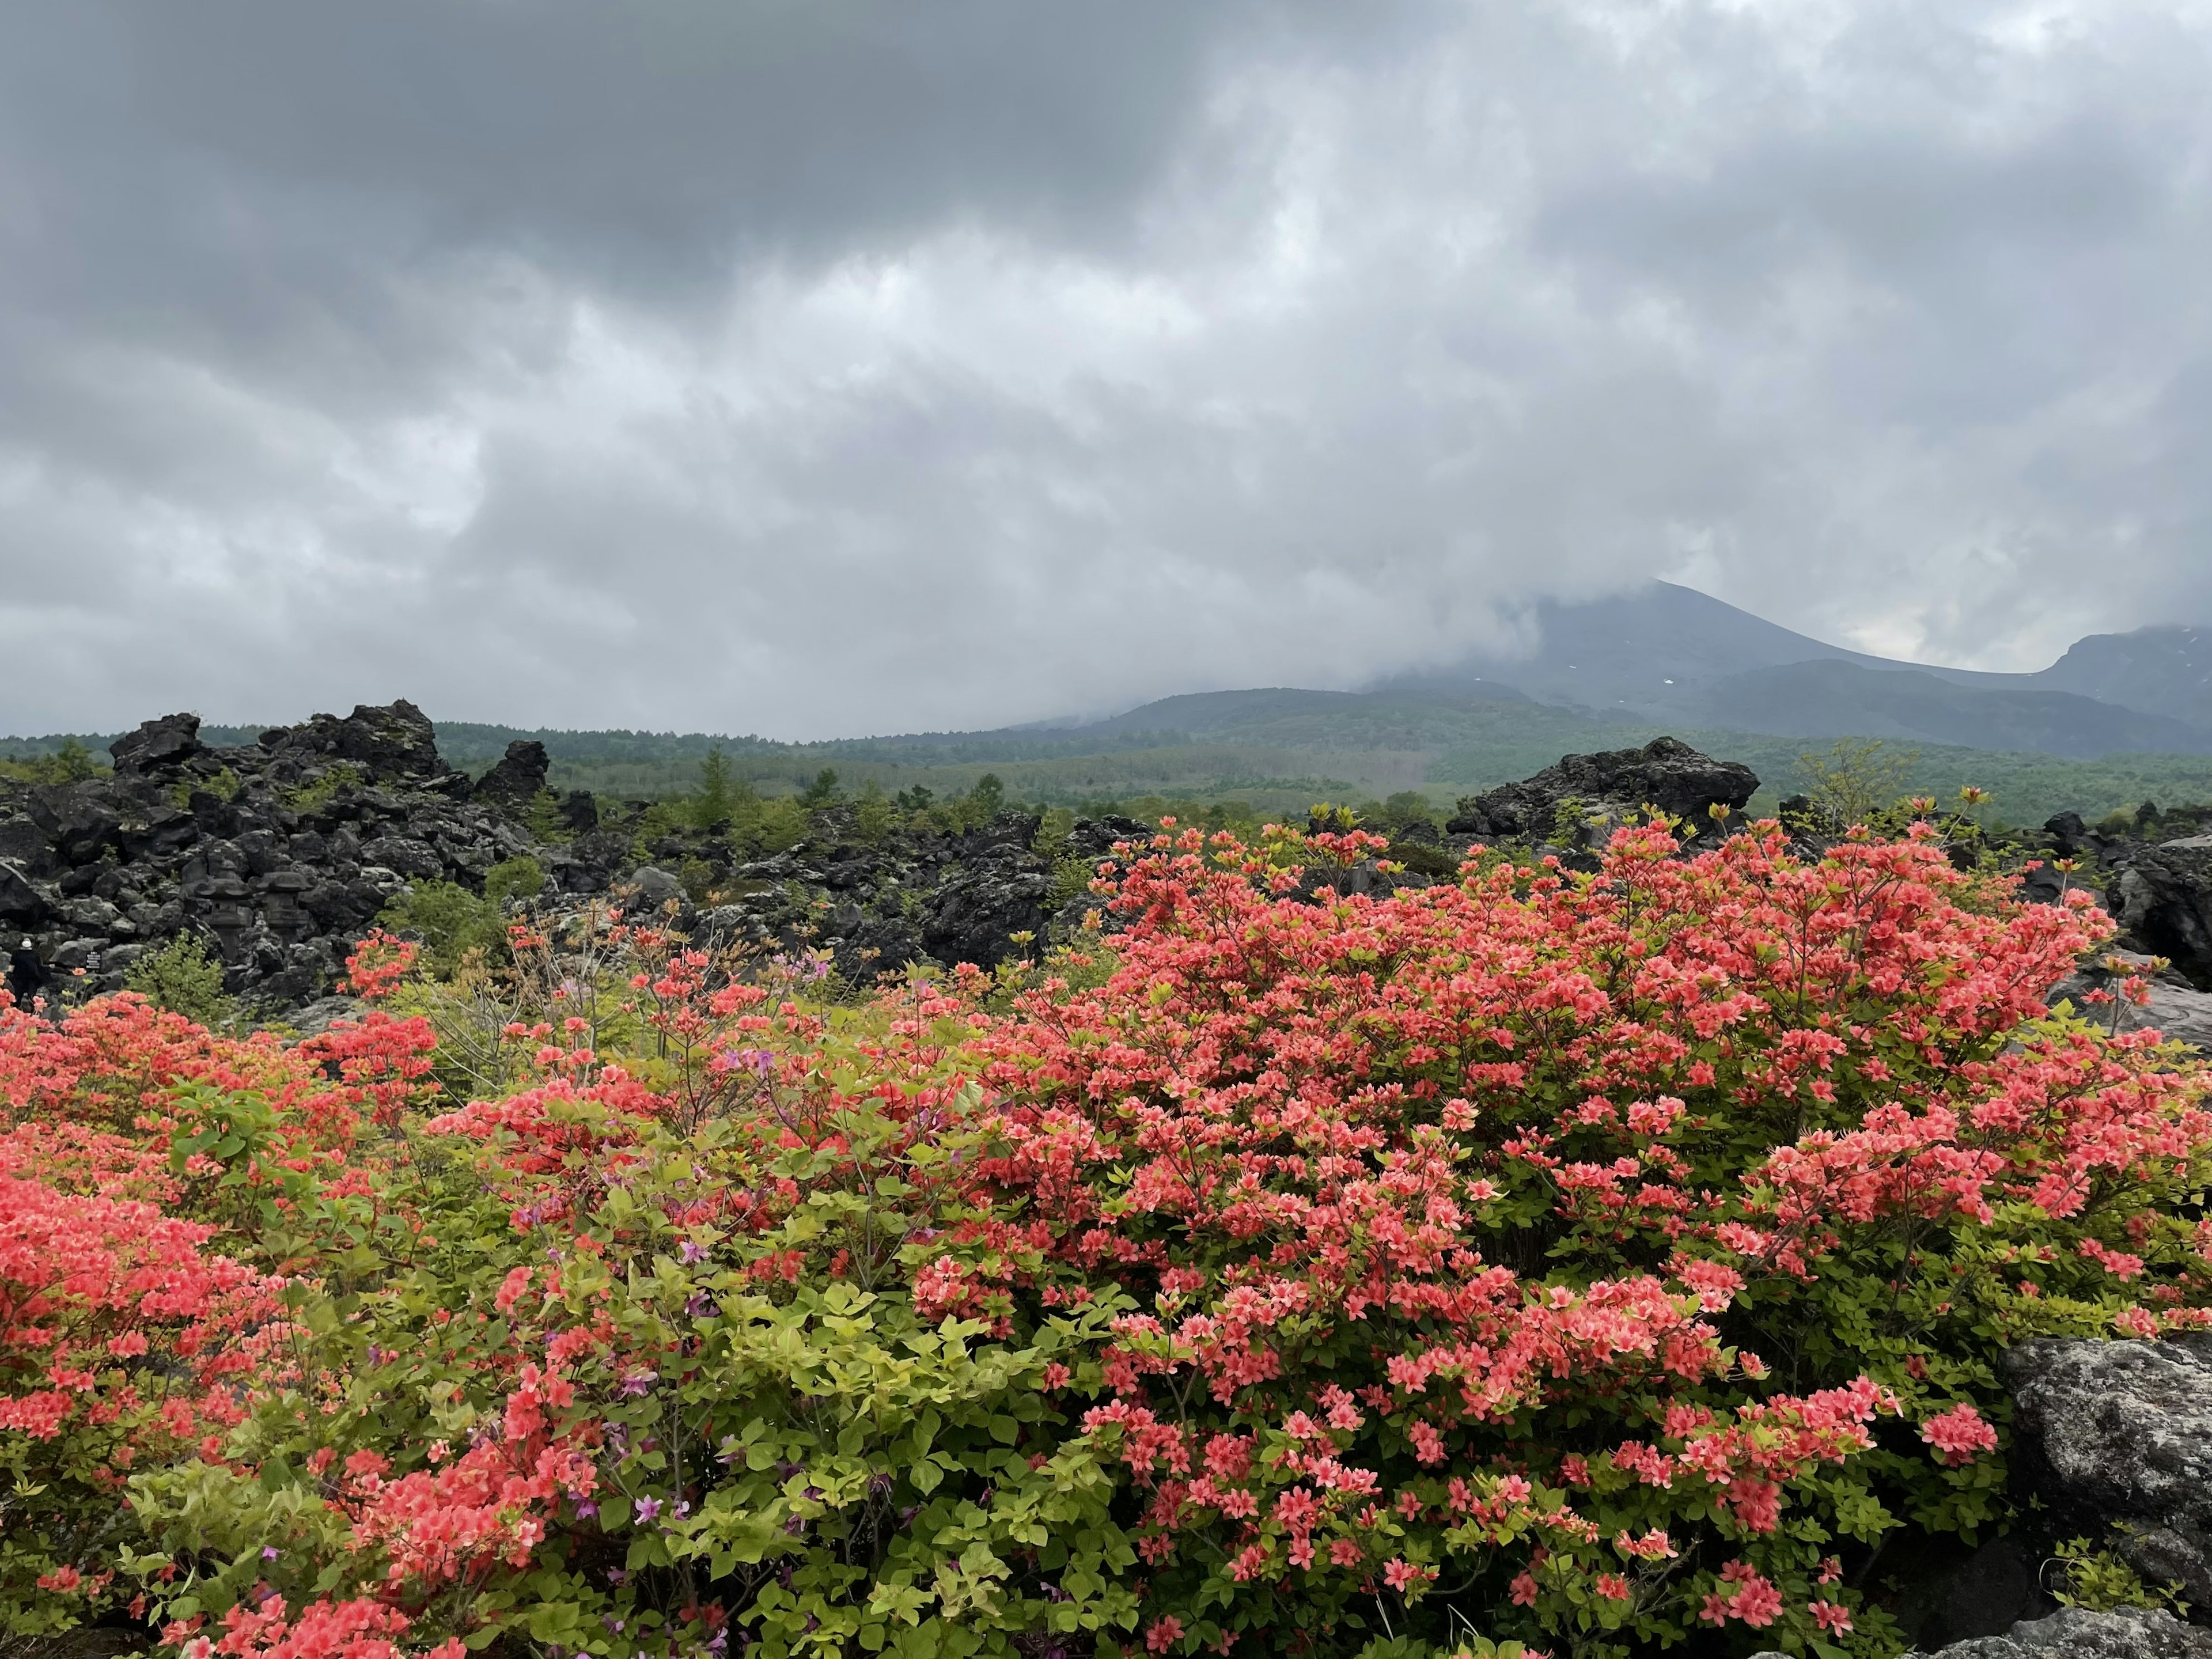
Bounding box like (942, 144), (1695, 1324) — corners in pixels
(6, 589), (2208, 788)
(1346, 583), (2212, 759)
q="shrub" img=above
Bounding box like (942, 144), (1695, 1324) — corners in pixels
(280, 763), (365, 813)
(854, 779), (897, 843)
(0, 738), (104, 787)
(167, 767), (241, 811)
(1, 820), (2208, 1659)
(941, 821), (2211, 1656)
(2049, 1534), (2189, 1616)
(483, 855), (546, 912)
(378, 859), (546, 980)
(691, 746), (739, 832)
(1796, 740), (1918, 830)
(123, 934), (235, 1028)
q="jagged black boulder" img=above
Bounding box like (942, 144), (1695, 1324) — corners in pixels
(1445, 737), (1759, 841)
(2103, 836), (2212, 988)
(473, 740), (551, 815)
(109, 712), (205, 777)
(259, 699), (463, 793)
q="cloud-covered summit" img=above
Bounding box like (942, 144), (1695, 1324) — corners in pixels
(3, 1), (2209, 738)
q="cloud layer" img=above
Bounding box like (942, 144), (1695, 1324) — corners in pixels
(2, 0), (2209, 737)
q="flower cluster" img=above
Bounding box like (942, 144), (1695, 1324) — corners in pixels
(937, 819), (2211, 1651)
(3, 813), (2208, 1659)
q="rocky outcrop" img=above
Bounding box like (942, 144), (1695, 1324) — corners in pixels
(676, 809), (1060, 980)
(0, 705), (538, 1006)
(2003, 1338), (2212, 1608)
(2103, 838), (2212, 990)
(1445, 737), (1759, 843)
(0, 705), (1167, 1009)
(471, 740), (551, 814)
(1890, 1607), (2212, 1659)
(2047, 950), (2212, 1051)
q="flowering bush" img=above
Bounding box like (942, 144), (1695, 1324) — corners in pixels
(941, 821), (2212, 1655)
(0, 817), (2206, 1659)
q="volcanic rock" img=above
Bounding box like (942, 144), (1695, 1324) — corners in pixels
(2004, 1336), (2212, 1608)
(472, 740), (551, 815)
(1445, 736), (1759, 842)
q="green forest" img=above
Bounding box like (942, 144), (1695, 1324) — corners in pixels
(9, 692), (2212, 829)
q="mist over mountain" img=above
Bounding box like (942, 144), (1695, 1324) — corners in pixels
(1357, 582), (2212, 759)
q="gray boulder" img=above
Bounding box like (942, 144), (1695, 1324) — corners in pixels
(622, 865), (685, 915)
(1445, 736), (1758, 842)
(2005, 1337), (2212, 1607)
(2048, 950), (2212, 1051)
(1924, 1607), (2212, 1659)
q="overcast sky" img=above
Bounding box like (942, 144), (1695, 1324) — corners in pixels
(2, 1), (2209, 738)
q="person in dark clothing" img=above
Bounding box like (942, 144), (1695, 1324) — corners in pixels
(7, 938), (50, 1010)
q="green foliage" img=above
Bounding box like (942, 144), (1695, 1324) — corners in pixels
(692, 745), (739, 832)
(120, 992), (1141, 1659)
(483, 855), (546, 911)
(166, 767), (241, 810)
(1548, 792), (1597, 844)
(1797, 738), (1919, 828)
(2050, 1535), (2190, 1617)
(854, 779), (896, 843)
(1046, 853), (1097, 915)
(963, 772), (1005, 821)
(798, 767), (841, 808)
(279, 763), (364, 812)
(376, 881), (497, 979)
(523, 787), (569, 843)
(0, 738), (104, 786)
(378, 858), (544, 979)
(123, 934), (234, 1027)
(679, 856), (719, 906)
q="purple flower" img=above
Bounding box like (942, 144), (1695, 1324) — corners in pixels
(620, 1369), (658, 1397)
(680, 1240), (706, 1264)
(634, 1497), (662, 1523)
(714, 1047), (776, 1080)
(685, 1293), (719, 1319)
(260, 1546), (279, 1561)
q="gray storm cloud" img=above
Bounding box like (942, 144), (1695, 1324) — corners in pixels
(1, 0), (2208, 737)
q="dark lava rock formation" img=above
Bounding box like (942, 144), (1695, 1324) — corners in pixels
(0, 704), (541, 1005)
(1445, 736), (1760, 843)
(0, 704), (1156, 1010)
